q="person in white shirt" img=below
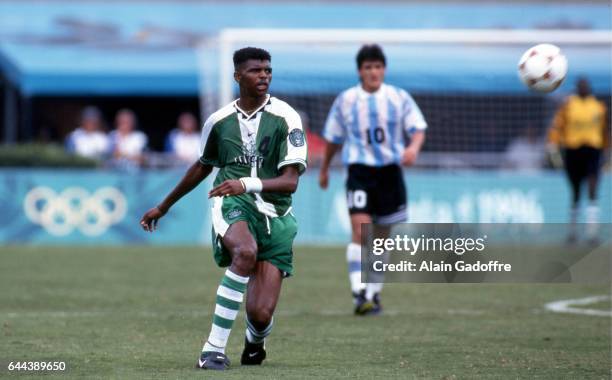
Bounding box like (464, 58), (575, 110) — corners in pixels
(319, 44), (427, 315)
(109, 109), (148, 170)
(165, 112), (201, 165)
(503, 124), (545, 173)
(66, 106), (110, 159)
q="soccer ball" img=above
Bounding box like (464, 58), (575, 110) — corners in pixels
(517, 44), (568, 93)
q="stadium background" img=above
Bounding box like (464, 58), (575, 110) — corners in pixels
(0, 1), (610, 244)
(0, 2), (611, 379)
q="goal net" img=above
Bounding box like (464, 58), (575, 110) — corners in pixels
(197, 29), (611, 170)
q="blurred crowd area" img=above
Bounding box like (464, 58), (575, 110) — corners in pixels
(1, 95), (609, 172)
(53, 86), (612, 171)
(64, 106), (202, 171)
(12, 101), (328, 171)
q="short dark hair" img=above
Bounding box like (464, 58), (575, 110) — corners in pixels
(233, 47), (271, 69)
(356, 44), (386, 69)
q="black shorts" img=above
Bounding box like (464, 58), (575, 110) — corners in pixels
(346, 164), (407, 224)
(564, 146), (602, 183)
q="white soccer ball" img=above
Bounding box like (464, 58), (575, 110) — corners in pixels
(518, 44), (568, 93)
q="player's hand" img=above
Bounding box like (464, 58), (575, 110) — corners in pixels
(401, 147), (419, 166)
(140, 206), (166, 232)
(319, 168), (329, 189)
(208, 179), (245, 198)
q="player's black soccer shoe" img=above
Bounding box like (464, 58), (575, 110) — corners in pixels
(353, 290), (375, 316)
(240, 337), (267, 365)
(354, 291), (383, 316)
(370, 292), (383, 315)
(196, 351), (230, 370)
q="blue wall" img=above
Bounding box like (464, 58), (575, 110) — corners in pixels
(0, 169), (610, 245)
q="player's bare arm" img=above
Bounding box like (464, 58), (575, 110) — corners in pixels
(401, 131), (425, 166)
(208, 165), (300, 198)
(318, 142), (342, 189)
(140, 161), (213, 231)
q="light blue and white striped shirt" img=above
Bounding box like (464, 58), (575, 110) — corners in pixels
(323, 83), (427, 166)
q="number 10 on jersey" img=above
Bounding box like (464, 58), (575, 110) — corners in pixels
(366, 127), (385, 144)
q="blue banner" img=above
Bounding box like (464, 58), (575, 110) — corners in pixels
(0, 169), (210, 245)
(0, 169), (609, 245)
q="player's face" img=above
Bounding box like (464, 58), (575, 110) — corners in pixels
(82, 118), (100, 132)
(359, 60), (385, 92)
(116, 112), (135, 133)
(235, 59), (272, 97)
(178, 113), (197, 133)
(577, 79), (591, 98)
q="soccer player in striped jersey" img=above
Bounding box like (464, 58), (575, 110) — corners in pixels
(140, 47), (307, 370)
(548, 77), (609, 243)
(319, 44), (427, 315)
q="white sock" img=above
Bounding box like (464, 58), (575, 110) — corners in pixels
(202, 269), (249, 354)
(568, 206), (579, 237)
(365, 283), (383, 301)
(346, 243), (365, 294)
(569, 206), (579, 225)
(586, 203), (599, 238)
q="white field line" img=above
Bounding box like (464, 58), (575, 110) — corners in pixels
(545, 295), (612, 317)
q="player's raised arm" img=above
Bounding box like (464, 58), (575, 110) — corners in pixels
(140, 161), (213, 232)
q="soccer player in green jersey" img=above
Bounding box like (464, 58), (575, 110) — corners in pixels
(140, 47), (307, 370)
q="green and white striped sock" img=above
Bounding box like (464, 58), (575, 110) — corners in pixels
(202, 269), (249, 354)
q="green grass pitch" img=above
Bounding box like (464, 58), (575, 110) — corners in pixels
(0, 246), (609, 379)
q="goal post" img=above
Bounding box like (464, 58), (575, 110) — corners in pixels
(197, 28), (611, 168)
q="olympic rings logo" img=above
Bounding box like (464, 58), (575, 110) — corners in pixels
(23, 186), (127, 236)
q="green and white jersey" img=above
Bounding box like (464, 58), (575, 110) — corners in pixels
(199, 95), (308, 217)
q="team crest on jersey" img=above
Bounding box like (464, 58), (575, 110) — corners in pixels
(234, 141), (264, 168)
(288, 128), (305, 147)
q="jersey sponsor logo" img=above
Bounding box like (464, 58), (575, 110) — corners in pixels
(234, 141), (264, 168)
(288, 128), (305, 147)
(227, 209), (242, 219)
(23, 186), (127, 236)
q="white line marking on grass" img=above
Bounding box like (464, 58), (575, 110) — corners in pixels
(545, 295), (612, 317)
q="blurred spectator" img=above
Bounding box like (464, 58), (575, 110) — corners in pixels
(503, 124), (545, 172)
(109, 109), (148, 170)
(165, 112), (201, 165)
(65, 106), (110, 159)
